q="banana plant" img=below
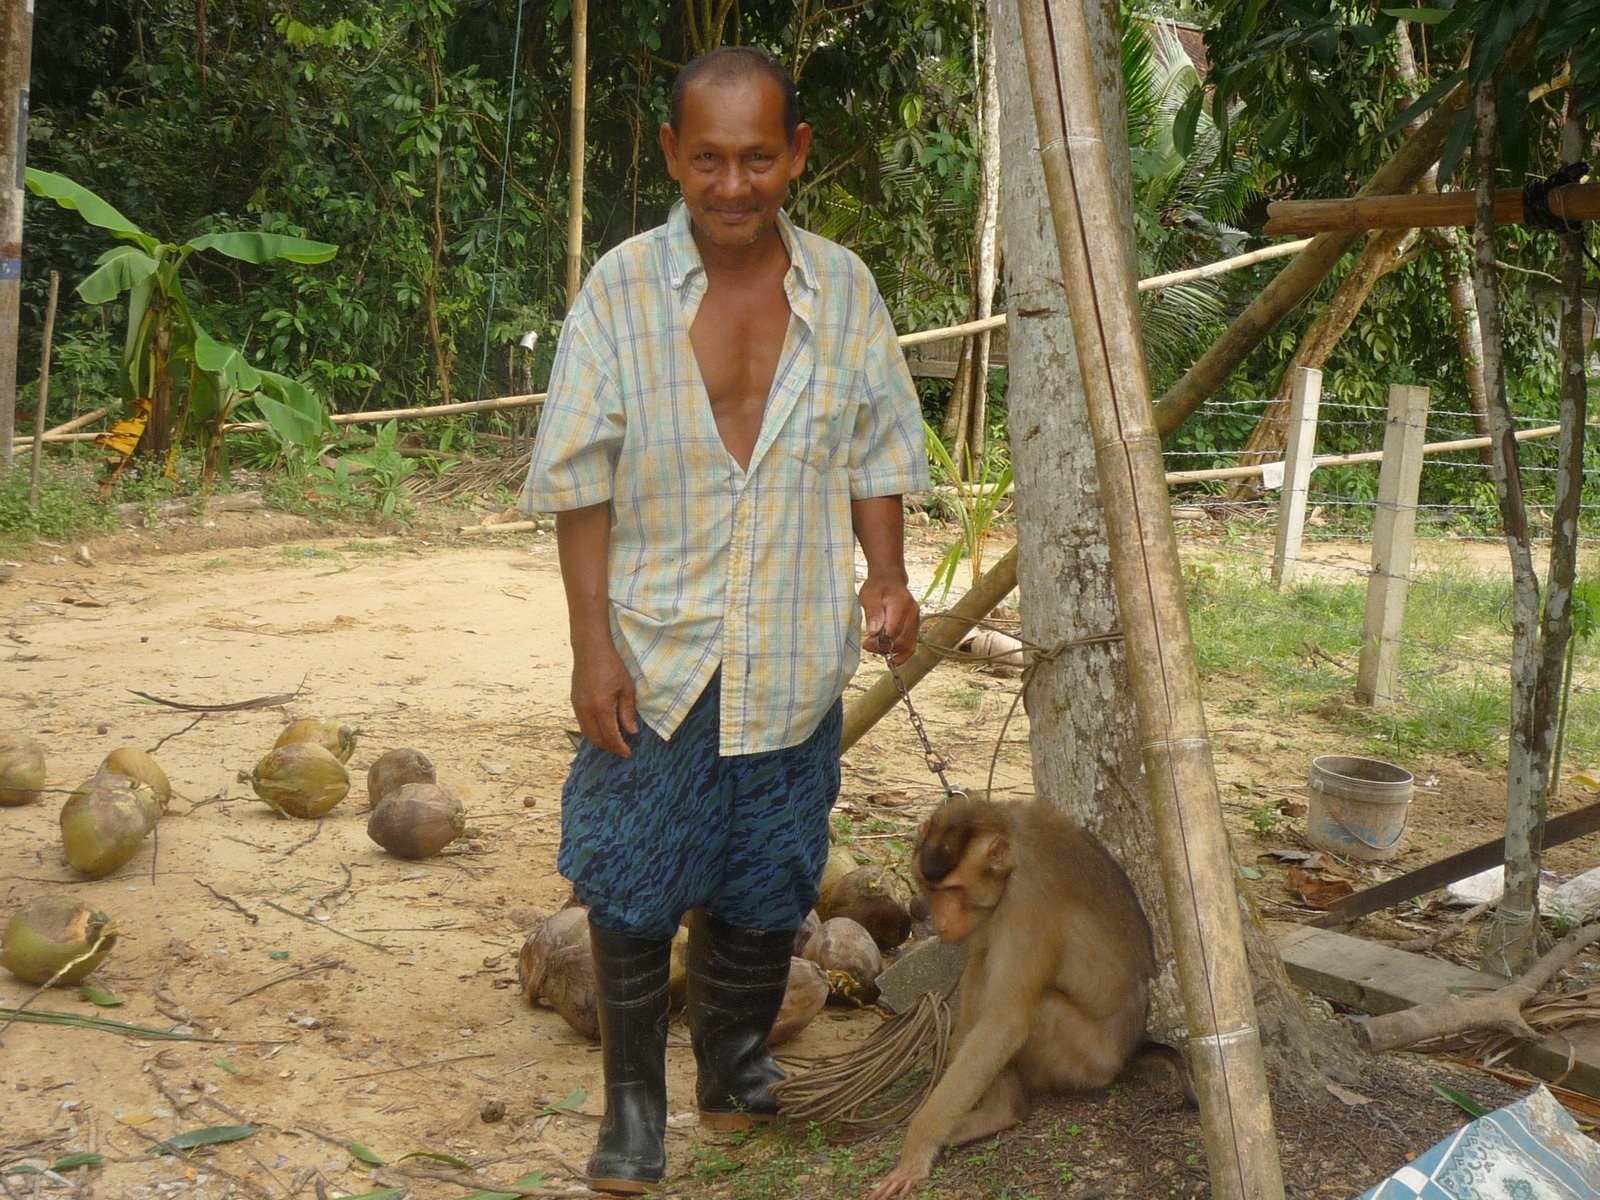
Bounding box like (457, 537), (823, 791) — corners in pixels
(25, 168), (338, 478)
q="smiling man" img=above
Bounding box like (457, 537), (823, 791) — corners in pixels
(521, 46), (927, 1194)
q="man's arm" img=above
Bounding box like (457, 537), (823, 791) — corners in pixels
(852, 494), (919, 665)
(555, 503), (638, 756)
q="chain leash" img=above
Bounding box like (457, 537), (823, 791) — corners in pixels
(875, 634), (964, 800)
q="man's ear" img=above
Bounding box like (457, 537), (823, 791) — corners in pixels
(787, 122), (813, 180)
(660, 122), (681, 181)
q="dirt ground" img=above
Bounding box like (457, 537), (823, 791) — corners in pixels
(1, 502), (1597, 1200)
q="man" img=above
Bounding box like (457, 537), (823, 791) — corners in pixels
(522, 45), (927, 1194)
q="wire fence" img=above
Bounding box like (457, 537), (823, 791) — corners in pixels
(1159, 384), (1599, 772)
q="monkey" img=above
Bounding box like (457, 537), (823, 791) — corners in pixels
(869, 795), (1178, 1200)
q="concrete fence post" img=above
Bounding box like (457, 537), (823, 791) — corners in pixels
(1271, 366), (1324, 589)
(1355, 383), (1430, 707)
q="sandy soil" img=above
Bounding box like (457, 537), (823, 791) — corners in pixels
(0, 508), (1595, 1200)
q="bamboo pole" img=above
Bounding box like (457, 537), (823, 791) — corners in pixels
(1153, 79), (1471, 436)
(840, 544), (1018, 753)
(1163, 420), (1578, 485)
(565, 0), (588, 304)
(1017, 3), (1283, 1197)
(27, 272), (58, 508)
(1264, 181), (1600, 236)
(896, 239), (1315, 349)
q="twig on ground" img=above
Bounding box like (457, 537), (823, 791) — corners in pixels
(333, 1052), (495, 1082)
(228, 959), (343, 1005)
(1394, 901), (1490, 952)
(261, 901), (390, 953)
(197, 880), (261, 925)
(150, 714), (207, 754)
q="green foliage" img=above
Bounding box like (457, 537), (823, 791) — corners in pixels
(0, 461), (118, 543)
(923, 420), (1013, 602)
(25, 168), (337, 473)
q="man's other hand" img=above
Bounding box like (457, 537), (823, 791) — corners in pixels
(570, 646), (639, 756)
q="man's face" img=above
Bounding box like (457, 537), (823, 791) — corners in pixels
(660, 74), (811, 251)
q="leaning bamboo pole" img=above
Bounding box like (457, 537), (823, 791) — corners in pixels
(1017, 3), (1283, 1198)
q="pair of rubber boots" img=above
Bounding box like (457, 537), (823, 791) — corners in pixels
(586, 914), (791, 1195)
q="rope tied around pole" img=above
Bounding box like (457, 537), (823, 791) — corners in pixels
(1522, 161), (1590, 233)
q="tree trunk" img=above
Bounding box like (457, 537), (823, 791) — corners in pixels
(1225, 227), (1415, 499)
(1471, 80), (1545, 977)
(992, 0), (1345, 1088)
(1395, 24), (1491, 462)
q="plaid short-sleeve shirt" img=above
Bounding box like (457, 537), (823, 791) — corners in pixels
(521, 201), (928, 755)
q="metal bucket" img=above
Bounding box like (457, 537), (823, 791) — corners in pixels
(1306, 754), (1414, 861)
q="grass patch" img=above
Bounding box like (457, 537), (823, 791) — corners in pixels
(1185, 554), (1600, 767)
(0, 460), (118, 545)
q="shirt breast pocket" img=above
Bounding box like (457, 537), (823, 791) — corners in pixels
(787, 364), (854, 476)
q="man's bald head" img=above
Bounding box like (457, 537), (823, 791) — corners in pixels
(669, 46), (801, 143)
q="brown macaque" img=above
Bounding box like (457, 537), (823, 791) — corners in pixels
(870, 796), (1176, 1200)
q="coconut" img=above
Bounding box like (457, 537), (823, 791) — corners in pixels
(0, 895), (117, 985)
(91, 769), (161, 834)
(820, 867), (913, 952)
(543, 941), (601, 1041)
(366, 748), (436, 809)
(0, 732), (46, 806)
(274, 717), (358, 764)
(250, 742), (350, 818)
(792, 909), (821, 957)
(99, 747), (171, 815)
(816, 846), (860, 910)
(767, 957), (829, 1046)
(802, 917), (883, 1006)
(367, 783), (465, 859)
(60, 778), (152, 877)
(518, 907), (591, 1006)
(668, 922), (692, 1008)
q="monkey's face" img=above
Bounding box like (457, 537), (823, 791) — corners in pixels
(915, 826), (1011, 945)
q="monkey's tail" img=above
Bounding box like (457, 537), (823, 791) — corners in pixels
(1123, 1041), (1199, 1108)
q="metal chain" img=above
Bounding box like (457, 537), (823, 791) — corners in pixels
(875, 635), (964, 800)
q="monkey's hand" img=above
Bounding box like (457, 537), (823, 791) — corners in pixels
(867, 1152), (933, 1200)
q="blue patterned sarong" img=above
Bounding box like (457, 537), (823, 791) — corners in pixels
(558, 672), (843, 940)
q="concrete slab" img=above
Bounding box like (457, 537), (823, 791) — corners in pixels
(1277, 924), (1600, 1097)
(877, 937), (967, 1014)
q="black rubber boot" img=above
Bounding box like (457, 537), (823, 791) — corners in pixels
(586, 922), (672, 1195)
(687, 912), (794, 1130)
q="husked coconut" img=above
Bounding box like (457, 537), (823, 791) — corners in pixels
(60, 778), (153, 877)
(816, 846), (860, 909)
(792, 909), (821, 957)
(366, 748), (436, 809)
(543, 941), (600, 1041)
(802, 917), (883, 1006)
(767, 957), (829, 1046)
(518, 907), (591, 1005)
(820, 866), (913, 952)
(0, 732), (45, 806)
(366, 783), (465, 859)
(0, 895), (117, 985)
(249, 743), (350, 818)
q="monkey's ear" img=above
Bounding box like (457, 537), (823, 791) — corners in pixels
(984, 835), (1014, 877)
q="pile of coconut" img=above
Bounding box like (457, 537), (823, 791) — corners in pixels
(517, 845), (917, 1048)
(0, 721), (472, 992)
